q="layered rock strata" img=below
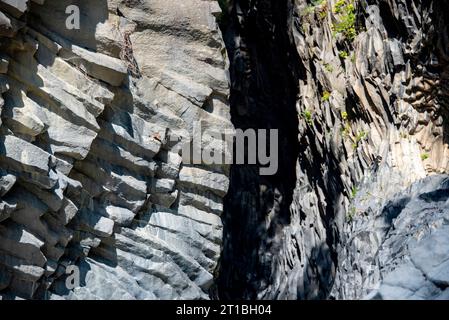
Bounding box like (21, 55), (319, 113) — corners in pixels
(0, 0), (233, 300)
(1, 0), (448, 301)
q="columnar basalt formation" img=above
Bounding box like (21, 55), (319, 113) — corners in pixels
(0, 0), (448, 301)
(0, 0), (233, 299)
(218, 0), (449, 300)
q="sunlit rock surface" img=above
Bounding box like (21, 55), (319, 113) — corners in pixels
(0, 0), (232, 300)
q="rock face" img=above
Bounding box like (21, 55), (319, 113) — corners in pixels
(0, 0), (232, 299)
(218, 0), (449, 300)
(333, 174), (449, 299)
(1, 0), (448, 301)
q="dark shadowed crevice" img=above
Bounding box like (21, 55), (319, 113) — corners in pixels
(215, 0), (304, 300)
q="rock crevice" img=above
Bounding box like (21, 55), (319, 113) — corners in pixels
(219, 0), (449, 300)
(1, 0), (449, 301)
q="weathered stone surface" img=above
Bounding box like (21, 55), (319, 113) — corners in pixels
(179, 167), (229, 197)
(333, 175), (449, 300)
(218, 0), (449, 301)
(1, 0), (448, 301)
(59, 46), (127, 87)
(0, 134), (52, 174)
(0, 0), (232, 300)
(0, 170), (15, 196)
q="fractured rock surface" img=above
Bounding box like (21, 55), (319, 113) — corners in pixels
(333, 173), (449, 299)
(1, 0), (449, 301)
(0, 0), (232, 300)
(218, 0), (449, 300)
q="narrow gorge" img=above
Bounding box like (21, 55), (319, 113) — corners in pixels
(0, 0), (448, 300)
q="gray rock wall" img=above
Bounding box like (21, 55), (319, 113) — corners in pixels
(1, 0), (448, 300)
(218, 0), (449, 300)
(333, 173), (449, 299)
(0, 0), (233, 300)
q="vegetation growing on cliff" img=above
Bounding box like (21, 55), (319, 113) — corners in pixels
(322, 91), (331, 102)
(301, 0), (327, 18)
(332, 0), (357, 41)
(302, 110), (314, 125)
(339, 50), (349, 59)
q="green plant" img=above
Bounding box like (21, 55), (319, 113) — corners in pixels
(332, 0), (357, 41)
(421, 153), (429, 161)
(350, 186), (358, 199)
(324, 63), (334, 72)
(334, 0), (346, 13)
(322, 91), (331, 102)
(312, 0), (326, 6)
(355, 130), (367, 142)
(302, 5), (316, 16)
(351, 130), (368, 149)
(302, 110), (313, 125)
(339, 50), (349, 59)
(318, 2), (329, 20)
(340, 111), (353, 139)
(318, 9), (328, 20)
(301, 0), (326, 18)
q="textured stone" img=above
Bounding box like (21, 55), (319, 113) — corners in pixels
(333, 175), (449, 300)
(1, 0), (448, 302)
(0, 0), (232, 300)
(179, 167), (229, 197)
(218, 0), (449, 301)
(59, 46), (127, 87)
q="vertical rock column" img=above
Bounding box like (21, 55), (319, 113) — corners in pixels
(218, 0), (449, 300)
